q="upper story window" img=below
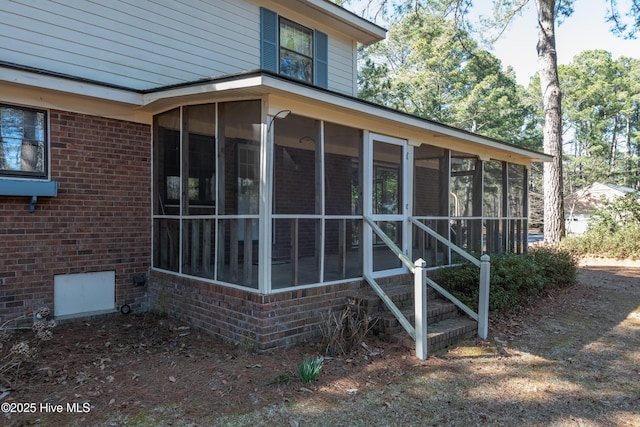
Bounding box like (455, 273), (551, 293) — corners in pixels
(261, 8), (328, 88)
(279, 18), (313, 83)
(0, 104), (47, 179)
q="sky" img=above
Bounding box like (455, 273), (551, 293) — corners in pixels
(484, 0), (640, 85)
(346, 0), (640, 86)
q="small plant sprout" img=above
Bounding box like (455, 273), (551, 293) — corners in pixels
(298, 356), (323, 383)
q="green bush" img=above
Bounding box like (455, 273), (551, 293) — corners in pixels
(528, 246), (578, 287)
(433, 262), (479, 310)
(433, 247), (577, 314)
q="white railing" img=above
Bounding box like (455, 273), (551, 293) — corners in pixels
(364, 216), (491, 360)
(363, 217), (416, 341)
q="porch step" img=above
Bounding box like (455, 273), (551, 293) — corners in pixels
(358, 282), (438, 314)
(374, 298), (460, 329)
(353, 278), (477, 353)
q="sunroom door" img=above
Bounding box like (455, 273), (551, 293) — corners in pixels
(365, 133), (409, 277)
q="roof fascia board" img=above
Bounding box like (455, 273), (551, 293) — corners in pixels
(274, 0), (386, 45)
(5, 64), (549, 164)
(143, 73), (551, 163)
(140, 76), (264, 107)
(0, 66), (143, 106)
(259, 75), (553, 163)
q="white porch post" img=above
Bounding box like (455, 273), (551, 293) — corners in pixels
(258, 107), (274, 294)
(414, 258), (428, 360)
(478, 254), (491, 339)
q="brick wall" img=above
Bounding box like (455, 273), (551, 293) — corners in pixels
(0, 109), (151, 320)
(149, 270), (366, 351)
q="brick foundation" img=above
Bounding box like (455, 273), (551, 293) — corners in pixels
(149, 270), (367, 350)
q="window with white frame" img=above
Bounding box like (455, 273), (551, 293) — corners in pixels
(0, 104), (47, 178)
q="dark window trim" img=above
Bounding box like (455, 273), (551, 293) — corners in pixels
(0, 103), (49, 179)
(260, 7), (328, 89)
(278, 17), (314, 84)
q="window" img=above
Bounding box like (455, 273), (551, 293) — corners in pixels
(279, 18), (313, 83)
(260, 8), (328, 88)
(0, 104), (47, 178)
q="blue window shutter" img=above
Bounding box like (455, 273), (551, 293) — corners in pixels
(260, 7), (278, 73)
(314, 30), (328, 88)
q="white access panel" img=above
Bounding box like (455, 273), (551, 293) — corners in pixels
(54, 271), (116, 317)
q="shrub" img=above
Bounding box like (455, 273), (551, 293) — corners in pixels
(433, 262), (479, 310)
(481, 252), (549, 311)
(319, 298), (377, 356)
(433, 248), (577, 314)
(589, 193), (640, 231)
(0, 307), (56, 381)
(562, 224), (640, 259)
(528, 246), (578, 288)
(562, 192), (640, 259)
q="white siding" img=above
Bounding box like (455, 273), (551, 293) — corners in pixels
(1, 0), (261, 89)
(328, 32), (357, 95)
(1, 0), (361, 95)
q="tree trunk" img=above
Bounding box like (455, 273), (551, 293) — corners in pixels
(610, 113), (618, 173)
(535, 0), (565, 243)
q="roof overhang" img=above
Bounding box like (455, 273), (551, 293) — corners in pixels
(1, 65), (551, 165)
(0, 65), (149, 123)
(141, 72), (552, 165)
(274, 0), (386, 45)
(0, 64), (142, 105)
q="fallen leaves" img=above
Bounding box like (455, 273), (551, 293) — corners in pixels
(7, 262), (640, 426)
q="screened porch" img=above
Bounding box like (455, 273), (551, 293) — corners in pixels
(151, 100), (529, 294)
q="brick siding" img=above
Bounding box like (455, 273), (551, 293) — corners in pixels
(149, 270), (366, 351)
(0, 110), (151, 320)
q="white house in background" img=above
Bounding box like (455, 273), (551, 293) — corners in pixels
(565, 182), (639, 234)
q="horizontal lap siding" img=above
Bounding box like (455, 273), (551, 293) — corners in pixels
(0, 110), (151, 320)
(328, 34), (357, 96)
(2, 0), (360, 96)
(0, 0), (260, 90)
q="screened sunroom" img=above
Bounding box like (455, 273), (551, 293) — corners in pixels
(152, 98), (531, 295)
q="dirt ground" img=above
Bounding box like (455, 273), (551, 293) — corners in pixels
(3, 257), (639, 426)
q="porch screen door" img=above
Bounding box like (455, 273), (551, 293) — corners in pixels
(366, 134), (409, 276)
